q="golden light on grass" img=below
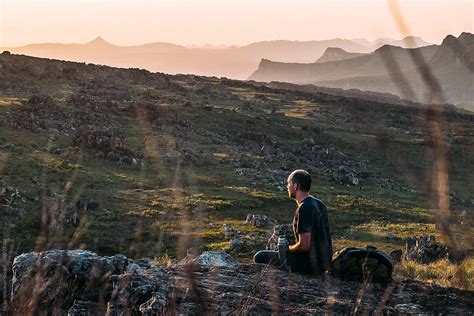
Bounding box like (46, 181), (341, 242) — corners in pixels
(395, 258), (474, 290)
(0, 98), (24, 107)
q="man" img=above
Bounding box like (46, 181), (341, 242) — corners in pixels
(253, 169), (333, 275)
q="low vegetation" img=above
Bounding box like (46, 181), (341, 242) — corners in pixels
(0, 53), (472, 289)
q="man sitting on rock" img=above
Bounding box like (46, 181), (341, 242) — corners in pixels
(254, 169), (333, 275)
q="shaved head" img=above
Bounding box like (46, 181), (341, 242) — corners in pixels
(288, 169), (312, 192)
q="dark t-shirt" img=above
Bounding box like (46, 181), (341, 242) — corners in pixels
(290, 196), (333, 274)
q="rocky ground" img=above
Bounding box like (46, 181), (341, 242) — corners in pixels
(7, 250), (474, 315)
(0, 52), (473, 308)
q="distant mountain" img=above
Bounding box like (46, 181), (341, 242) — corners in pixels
(86, 36), (117, 48)
(248, 33), (474, 106)
(234, 39), (369, 63)
(430, 32), (474, 71)
(351, 36), (432, 49)
(0, 37), (370, 79)
(372, 36), (433, 49)
(316, 47), (366, 63)
(249, 45), (438, 83)
(372, 38), (396, 48)
(351, 38), (374, 47)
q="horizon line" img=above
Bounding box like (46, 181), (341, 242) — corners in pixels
(2, 33), (463, 49)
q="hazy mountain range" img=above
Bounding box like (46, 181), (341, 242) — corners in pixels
(249, 33), (474, 106)
(1, 36), (432, 80)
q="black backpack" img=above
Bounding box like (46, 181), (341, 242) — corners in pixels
(330, 245), (393, 284)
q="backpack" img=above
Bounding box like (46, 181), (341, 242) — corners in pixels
(330, 245), (393, 284)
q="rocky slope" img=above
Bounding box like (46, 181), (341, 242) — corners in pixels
(7, 250), (474, 315)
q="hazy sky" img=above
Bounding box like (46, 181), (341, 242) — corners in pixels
(0, 0), (472, 47)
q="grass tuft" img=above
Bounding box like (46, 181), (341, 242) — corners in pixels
(395, 257), (474, 290)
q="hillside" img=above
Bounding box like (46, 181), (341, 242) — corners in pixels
(0, 53), (473, 301)
(248, 33), (474, 106)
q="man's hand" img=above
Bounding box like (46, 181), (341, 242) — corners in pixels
(289, 232), (311, 252)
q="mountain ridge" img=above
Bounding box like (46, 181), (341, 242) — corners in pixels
(248, 33), (473, 106)
(0, 36), (431, 79)
(316, 47), (366, 63)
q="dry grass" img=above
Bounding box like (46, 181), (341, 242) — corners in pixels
(153, 253), (175, 267)
(394, 257), (474, 290)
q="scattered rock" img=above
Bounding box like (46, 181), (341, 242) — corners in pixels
(73, 128), (125, 151)
(227, 231), (265, 253)
(223, 223), (235, 238)
(233, 154), (261, 169)
(72, 128), (143, 166)
(332, 166), (361, 186)
(245, 214), (275, 228)
(0, 179), (28, 219)
(405, 236), (449, 264)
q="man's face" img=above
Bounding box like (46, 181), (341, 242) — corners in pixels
(287, 178), (297, 199)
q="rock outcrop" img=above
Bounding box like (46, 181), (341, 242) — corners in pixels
(7, 250), (474, 314)
(315, 47), (366, 63)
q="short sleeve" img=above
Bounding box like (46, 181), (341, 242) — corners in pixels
(297, 203), (312, 233)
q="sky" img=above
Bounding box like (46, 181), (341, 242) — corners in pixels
(0, 0), (472, 47)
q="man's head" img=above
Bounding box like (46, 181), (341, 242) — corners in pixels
(287, 169), (311, 199)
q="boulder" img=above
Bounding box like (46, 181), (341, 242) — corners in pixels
(10, 250), (129, 315)
(7, 249), (474, 314)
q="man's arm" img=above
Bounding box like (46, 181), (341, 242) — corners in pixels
(289, 232), (311, 252)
